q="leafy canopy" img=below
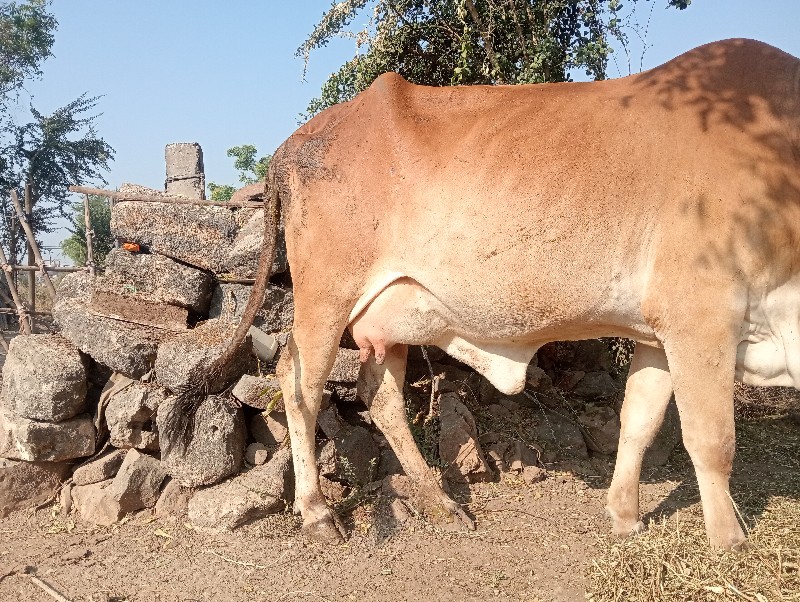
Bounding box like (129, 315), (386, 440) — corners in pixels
(208, 144), (271, 202)
(60, 194), (113, 266)
(0, 0), (55, 98)
(299, 0), (690, 116)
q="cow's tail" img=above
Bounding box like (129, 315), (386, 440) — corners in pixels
(161, 176), (282, 453)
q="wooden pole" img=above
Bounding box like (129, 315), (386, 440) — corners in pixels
(9, 190), (56, 299)
(68, 185), (263, 208)
(0, 244), (30, 335)
(83, 194), (95, 276)
(24, 184), (35, 313)
(6, 265), (84, 273)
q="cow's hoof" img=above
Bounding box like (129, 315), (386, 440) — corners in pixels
(419, 488), (475, 531)
(301, 512), (346, 544)
(611, 519), (645, 538)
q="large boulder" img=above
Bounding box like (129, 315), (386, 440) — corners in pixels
(155, 319), (253, 394)
(2, 334), (87, 422)
(0, 408), (95, 462)
(209, 283), (294, 335)
(53, 272), (171, 378)
(222, 208), (288, 277)
(101, 248), (213, 313)
(110, 184), (238, 273)
(187, 446), (292, 533)
(157, 395), (246, 487)
(0, 459), (71, 518)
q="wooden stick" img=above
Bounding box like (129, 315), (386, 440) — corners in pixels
(10, 190), (57, 299)
(83, 194), (95, 276)
(0, 245), (30, 335)
(25, 572), (73, 602)
(216, 277), (257, 284)
(24, 184), (35, 313)
(8, 265), (84, 273)
(69, 185), (263, 208)
(0, 308), (50, 316)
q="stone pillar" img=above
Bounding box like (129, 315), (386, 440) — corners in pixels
(165, 143), (205, 199)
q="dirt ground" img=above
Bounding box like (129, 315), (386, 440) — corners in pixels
(2, 413), (796, 602)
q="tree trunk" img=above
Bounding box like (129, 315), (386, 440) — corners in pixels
(24, 183), (35, 316)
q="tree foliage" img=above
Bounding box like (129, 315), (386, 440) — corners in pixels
(208, 144), (271, 202)
(0, 0), (56, 98)
(60, 194), (113, 266)
(300, 0), (690, 116)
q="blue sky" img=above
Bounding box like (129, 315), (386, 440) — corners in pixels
(12, 1), (800, 256)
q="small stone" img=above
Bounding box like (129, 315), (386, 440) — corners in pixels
(319, 476), (347, 503)
(154, 478), (193, 519)
(249, 411), (288, 450)
(316, 402), (345, 439)
(534, 411), (589, 460)
(0, 409), (95, 462)
(438, 392), (493, 484)
(60, 548), (89, 562)
(105, 383), (164, 451)
(245, 442), (268, 465)
(318, 425), (380, 487)
(571, 371), (619, 399)
(155, 319), (253, 394)
(0, 459), (71, 518)
(158, 396), (246, 488)
(577, 404), (621, 455)
(72, 480), (125, 526)
(231, 374), (281, 410)
(107, 449), (167, 512)
(72, 449), (128, 486)
(525, 365), (555, 394)
(485, 404), (513, 422)
(328, 348), (361, 383)
(522, 465), (547, 484)
(2, 334), (87, 422)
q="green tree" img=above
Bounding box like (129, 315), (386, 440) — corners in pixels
(299, 0), (690, 116)
(207, 144), (271, 202)
(60, 194), (113, 266)
(0, 0), (56, 99)
(0, 94), (114, 263)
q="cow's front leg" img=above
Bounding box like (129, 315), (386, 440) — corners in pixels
(358, 344), (475, 530)
(277, 334), (345, 543)
(606, 342), (673, 536)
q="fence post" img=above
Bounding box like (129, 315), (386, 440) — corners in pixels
(10, 190), (56, 300)
(24, 184), (35, 313)
(0, 244), (30, 335)
(83, 194), (95, 276)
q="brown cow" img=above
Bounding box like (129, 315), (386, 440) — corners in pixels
(199, 39), (800, 549)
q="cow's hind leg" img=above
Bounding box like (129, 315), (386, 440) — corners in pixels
(606, 343), (673, 536)
(664, 329), (745, 550)
(277, 329), (344, 543)
(358, 344), (475, 530)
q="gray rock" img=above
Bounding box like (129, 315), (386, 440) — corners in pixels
(245, 442), (268, 465)
(438, 392), (493, 484)
(330, 425), (380, 486)
(0, 459), (71, 518)
(209, 283), (294, 335)
(72, 449), (128, 486)
(158, 395), (246, 488)
(154, 478), (193, 519)
(107, 449), (167, 512)
(525, 365), (555, 395)
(101, 248), (213, 313)
(155, 319), (253, 394)
(53, 272), (171, 379)
(571, 371), (619, 399)
(105, 383), (165, 451)
(187, 447), (292, 533)
(577, 404), (621, 455)
(222, 208), (288, 277)
(328, 348), (360, 383)
(164, 143), (205, 199)
(231, 374), (281, 410)
(534, 411), (589, 460)
(0, 408), (95, 462)
(72, 479), (124, 526)
(2, 334), (87, 422)
(111, 187), (237, 273)
(248, 411), (287, 450)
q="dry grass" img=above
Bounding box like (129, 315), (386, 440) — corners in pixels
(587, 414), (800, 601)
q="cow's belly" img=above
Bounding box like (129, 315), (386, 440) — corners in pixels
(348, 276), (649, 395)
(736, 281), (800, 388)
